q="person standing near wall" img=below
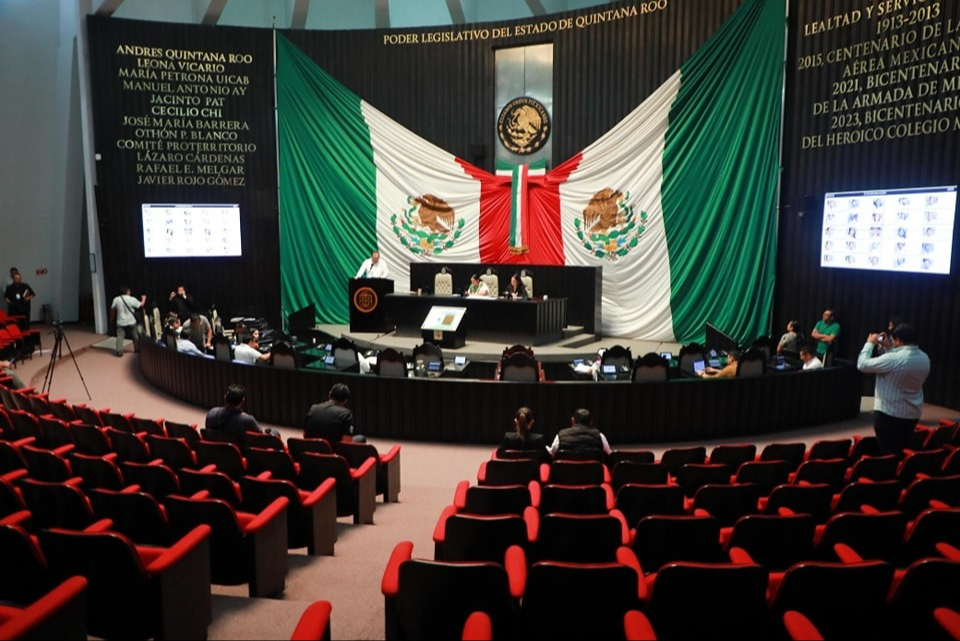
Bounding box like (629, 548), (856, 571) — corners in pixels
(110, 285), (146, 357)
(4, 271), (35, 330)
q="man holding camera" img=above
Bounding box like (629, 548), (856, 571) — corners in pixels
(857, 323), (930, 455)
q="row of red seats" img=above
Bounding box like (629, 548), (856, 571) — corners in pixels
(380, 430), (960, 639)
(383, 537), (960, 639)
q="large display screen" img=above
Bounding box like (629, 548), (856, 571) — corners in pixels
(820, 186), (956, 275)
(142, 203), (242, 258)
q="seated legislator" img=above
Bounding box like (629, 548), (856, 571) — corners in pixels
(500, 407), (545, 451)
(176, 327), (208, 357)
(304, 383), (365, 443)
(234, 329), (270, 365)
(206, 384), (276, 436)
(505, 273), (530, 300)
(546, 408), (612, 458)
(698, 349), (739, 379)
(466, 274), (491, 298)
(355, 250), (389, 279)
(799, 344), (823, 370)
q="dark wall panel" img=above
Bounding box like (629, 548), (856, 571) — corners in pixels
(777, 0), (960, 408)
(87, 17), (279, 326)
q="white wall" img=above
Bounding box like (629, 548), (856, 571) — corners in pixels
(0, 0), (83, 322)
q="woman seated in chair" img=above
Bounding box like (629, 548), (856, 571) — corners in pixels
(505, 273), (530, 300)
(500, 407), (545, 452)
(466, 274), (490, 298)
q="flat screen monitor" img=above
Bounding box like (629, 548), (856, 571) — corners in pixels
(427, 360), (442, 372)
(602, 364), (617, 375)
(324, 355), (335, 365)
(454, 355), (466, 366)
(142, 203), (242, 258)
(820, 185), (956, 274)
(705, 323), (740, 355)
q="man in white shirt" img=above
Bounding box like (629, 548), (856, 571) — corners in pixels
(355, 250), (389, 279)
(110, 286), (146, 357)
(799, 345), (823, 370)
(234, 329), (270, 365)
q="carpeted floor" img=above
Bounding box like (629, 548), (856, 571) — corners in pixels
(11, 322), (958, 640)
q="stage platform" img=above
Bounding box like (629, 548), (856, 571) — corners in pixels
(308, 324), (683, 364)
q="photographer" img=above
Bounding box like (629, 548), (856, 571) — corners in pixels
(857, 323), (930, 454)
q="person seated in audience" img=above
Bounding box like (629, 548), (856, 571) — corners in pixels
(0, 359), (25, 389)
(175, 327), (206, 357)
(466, 274), (490, 297)
(304, 383), (366, 443)
(699, 349), (739, 378)
(799, 344), (823, 370)
(205, 383), (278, 436)
(234, 328), (270, 365)
(505, 273), (529, 300)
(546, 408), (612, 458)
(501, 406), (545, 451)
(777, 319), (803, 354)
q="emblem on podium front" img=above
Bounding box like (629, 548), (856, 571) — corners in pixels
(353, 287), (379, 314)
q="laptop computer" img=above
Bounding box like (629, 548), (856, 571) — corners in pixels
(708, 358), (722, 369)
(693, 359), (706, 375)
(602, 364), (617, 376)
(427, 360), (442, 375)
(454, 355), (466, 366)
(660, 352), (672, 361)
(324, 355), (336, 366)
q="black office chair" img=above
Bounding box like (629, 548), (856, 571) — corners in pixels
(332, 337), (360, 371)
(374, 347), (408, 378)
(269, 340), (298, 369)
(600, 345), (633, 379)
(678, 342), (707, 375)
(412, 342), (443, 376)
(736, 347), (767, 377)
(632, 352), (669, 382)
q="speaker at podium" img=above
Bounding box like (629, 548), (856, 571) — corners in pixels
(421, 305), (467, 349)
(349, 278), (394, 332)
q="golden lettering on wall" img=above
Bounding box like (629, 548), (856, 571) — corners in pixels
(113, 43), (256, 186)
(797, 1), (960, 149)
(381, 1), (667, 46)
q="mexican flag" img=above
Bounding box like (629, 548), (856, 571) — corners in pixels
(277, 0), (784, 343)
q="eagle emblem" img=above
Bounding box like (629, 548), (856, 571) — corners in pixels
(391, 194), (465, 256)
(574, 188), (648, 261)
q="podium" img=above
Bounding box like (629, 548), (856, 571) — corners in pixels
(349, 278), (394, 332)
(421, 305), (467, 349)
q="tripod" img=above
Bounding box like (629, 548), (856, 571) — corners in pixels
(42, 320), (91, 400)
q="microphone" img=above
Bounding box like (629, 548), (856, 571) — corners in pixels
(372, 325), (396, 341)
